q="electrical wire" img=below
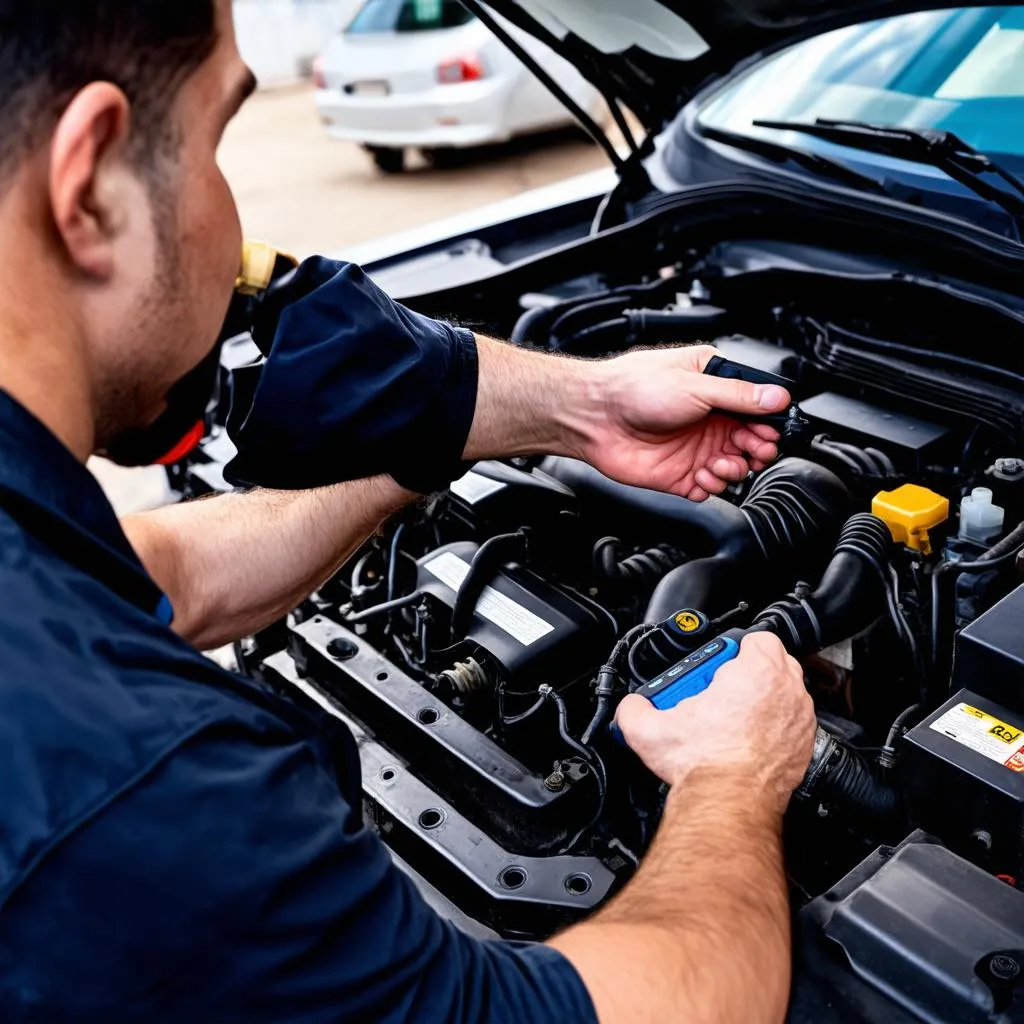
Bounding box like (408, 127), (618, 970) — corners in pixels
(345, 590), (423, 623)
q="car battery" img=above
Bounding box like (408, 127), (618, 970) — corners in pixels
(951, 583), (1024, 714)
(901, 689), (1024, 878)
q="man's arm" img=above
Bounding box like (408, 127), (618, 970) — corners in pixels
(123, 475), (415, 650)
(549, 634), (816, 1024)
(125, 338), (787, 651)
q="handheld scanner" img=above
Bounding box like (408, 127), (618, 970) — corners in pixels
(702, 355), (803, 434)
(611, 628), (744, 742)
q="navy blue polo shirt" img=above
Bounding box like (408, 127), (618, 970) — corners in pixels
(0, 392), (596, 1020)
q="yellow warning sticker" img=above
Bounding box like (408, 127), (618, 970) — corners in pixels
(930, 703), (1024, 772)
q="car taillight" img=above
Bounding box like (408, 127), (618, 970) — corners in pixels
(312, 54), (327, 90)
(436, 54), (486, 84)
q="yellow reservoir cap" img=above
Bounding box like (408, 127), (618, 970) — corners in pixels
(872, 484), (949, 555)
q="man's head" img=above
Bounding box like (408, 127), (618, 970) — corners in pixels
(0, 0), (256, 457)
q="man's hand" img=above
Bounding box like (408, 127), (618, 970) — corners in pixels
(468, 341), (790, 502)
(551, 634), (815, 1024)
(616, 633), (815, 814)
(571, 345), (789, 501)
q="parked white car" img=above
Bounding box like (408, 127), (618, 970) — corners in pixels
(313, 0), (604, 172)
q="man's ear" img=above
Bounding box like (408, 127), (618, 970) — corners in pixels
(48, 82), (133, 279)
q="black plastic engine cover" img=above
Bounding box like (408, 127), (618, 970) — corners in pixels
(415, 540), (613, 690)
(792, 832), (1024, 1023)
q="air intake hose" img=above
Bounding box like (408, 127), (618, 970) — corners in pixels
(749, 513), (893, 654)
(646, 459), (849, 620)
(798, 727), (902, 831)
(751, 513), (901, 830)
(540, 457), (850, 622)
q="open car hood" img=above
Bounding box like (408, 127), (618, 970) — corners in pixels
(480, 0), (987, 141)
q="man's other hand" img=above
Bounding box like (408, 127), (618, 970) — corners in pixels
(571, 345), (790, 502)
(615, 633), (815, 816)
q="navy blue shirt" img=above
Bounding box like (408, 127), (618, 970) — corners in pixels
(0, 353), (596, 1018)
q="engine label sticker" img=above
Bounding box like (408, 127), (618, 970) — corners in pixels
(449, 472), (507, 505)
(930, 703), (1024, 772)
(423, 552), (555, 646)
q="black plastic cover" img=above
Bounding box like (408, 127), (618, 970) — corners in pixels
(793, 832), (1024, 1023)
(416, 541), (613, 690)
(953, 584), (1024, 714)
(901, 689), (1024, 878)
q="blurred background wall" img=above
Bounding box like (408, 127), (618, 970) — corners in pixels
(234, 0), (359, 84)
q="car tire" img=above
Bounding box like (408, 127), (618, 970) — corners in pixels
(366, 146), (405, 174)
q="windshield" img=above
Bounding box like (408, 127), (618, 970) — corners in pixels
(346, 0), (474, 34)
(696, 6), (1024, 169)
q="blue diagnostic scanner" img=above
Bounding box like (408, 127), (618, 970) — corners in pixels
(638, 631), (742, 709)
(612, 629), (744, 743)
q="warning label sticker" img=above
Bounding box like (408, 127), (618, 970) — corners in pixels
(930, 702), (1024, 772)
(423, 552), (554, 646)
(449, 471), (507, 505)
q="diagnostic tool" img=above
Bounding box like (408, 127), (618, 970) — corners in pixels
(703, 355), (808, 438)
(636, 629), (743, 709)
(612, 629), (744, 742)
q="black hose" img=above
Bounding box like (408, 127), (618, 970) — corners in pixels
(645, 459), (850, 622)
(502, 695), (546, 727)
(752, 513), (893, 655)
(450, 530), (528, 640)
(809, 735), (902, 827)
(386, 524), (406, 605)
(540, 686), (609, 854)
(879, 702), (923, 769)
(581, 623), (655, 745)
(509, 304), (551, 345)
(346, 590), (423, 623)
(593, 538), (686, 591)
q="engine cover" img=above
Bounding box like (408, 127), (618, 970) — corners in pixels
(415, 541), (613, 690)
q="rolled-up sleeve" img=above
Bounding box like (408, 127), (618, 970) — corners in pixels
(225, 257), (479, 494)
(0, 719), (597, 1024)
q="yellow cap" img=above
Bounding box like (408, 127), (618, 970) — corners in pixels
(872, 484), (949, 555)
(235, 241), (297, 297)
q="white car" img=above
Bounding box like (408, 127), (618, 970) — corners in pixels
(313, 0), (603, 172)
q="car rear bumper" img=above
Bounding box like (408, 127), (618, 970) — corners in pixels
(314, 78), (524, 149)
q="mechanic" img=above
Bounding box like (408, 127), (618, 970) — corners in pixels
(0, 3), (816, 1023)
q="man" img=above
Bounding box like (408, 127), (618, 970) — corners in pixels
(0, 2), (816, 1022)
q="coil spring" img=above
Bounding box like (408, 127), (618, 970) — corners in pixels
(439, 657), (491, 698)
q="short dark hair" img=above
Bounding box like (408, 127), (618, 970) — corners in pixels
(0, 1), (218, 180)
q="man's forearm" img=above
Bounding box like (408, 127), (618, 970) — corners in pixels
(465, 336), (592, 461)
(123, 475), (415, 650)
(549, 772), (792, 1024)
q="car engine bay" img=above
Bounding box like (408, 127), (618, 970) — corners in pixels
(181, 196), (1024, 1021)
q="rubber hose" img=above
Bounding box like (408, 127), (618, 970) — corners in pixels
(645, 459), (849, 621)
(450, 530), (528, 639)
(810, 736), (902, 827)
(751, 513), (892, 655)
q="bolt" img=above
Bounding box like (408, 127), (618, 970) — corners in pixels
(327, 637), (358, 660)
(989, 954), (1020, 981)
(544, 770), (567, 792)
(995, 457), (1024, 477)
(971, 829), (993, 853)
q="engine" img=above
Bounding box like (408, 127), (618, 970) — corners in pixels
(221, 248), (1024, 948)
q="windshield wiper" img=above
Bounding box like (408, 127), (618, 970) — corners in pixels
(701, 123), (893, 199)
(751, 119), (1024, 227)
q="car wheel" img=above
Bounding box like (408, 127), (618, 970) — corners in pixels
(366, 146), (405, 174)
